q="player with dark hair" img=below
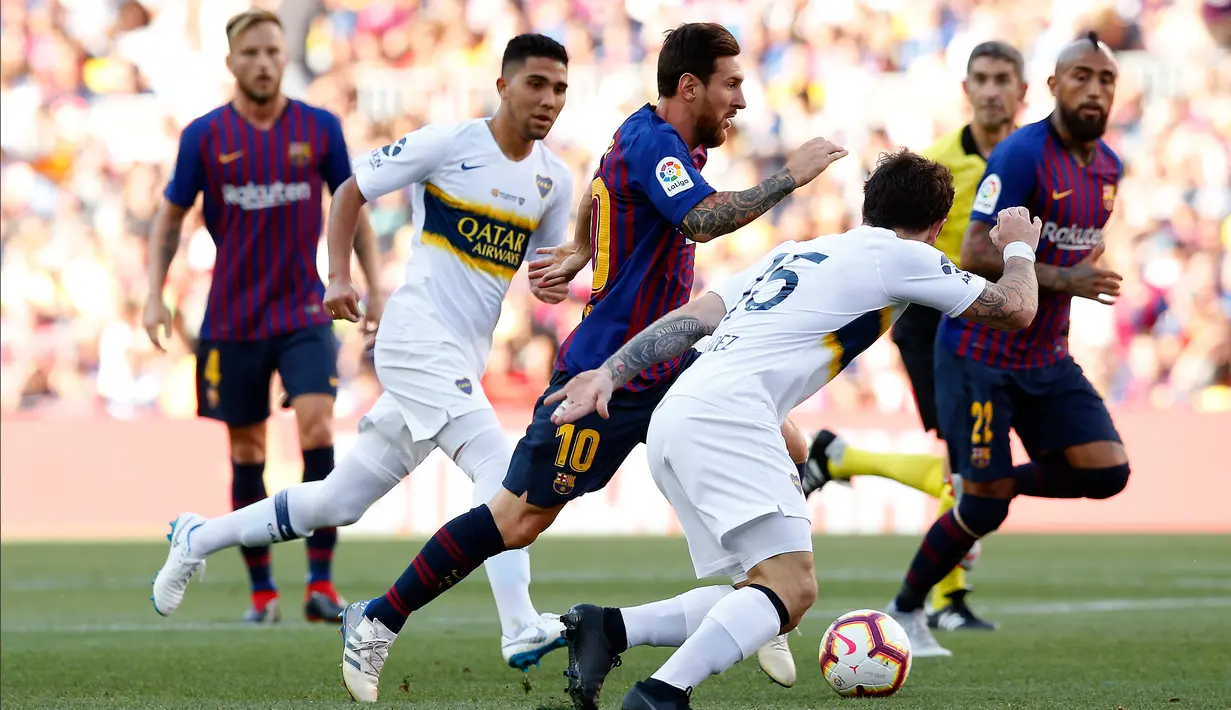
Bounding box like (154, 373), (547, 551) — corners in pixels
(153, 33), (581, 671)
(801, 40), (1028, 633)
(144, 8), (383, 624)
(546, 149), (1041, 710)
(883, 33), (1130, 657)
(335, 22), (848, 704)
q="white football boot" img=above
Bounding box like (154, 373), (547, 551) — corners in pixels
(501, 612), (567, 670)
(885, 599), (952, 657)
(340, 600), (397, 702)
(757, 632), (798, 687)
(151, 513), (207, 616)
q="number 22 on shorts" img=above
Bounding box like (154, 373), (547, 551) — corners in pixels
(969, 400), (993, 468)
(554, 423), (600, 473)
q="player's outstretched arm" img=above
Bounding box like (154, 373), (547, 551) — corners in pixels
(957, 207), (1040, 331)
(961, 220), (1122, 302)
(680, 137), (847, 243)
(545, 292), (728, 423)
(143, 199), (189, 350)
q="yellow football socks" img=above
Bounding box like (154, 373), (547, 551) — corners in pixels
(929, 480), (968, 611)
(829, 446), (948, 499)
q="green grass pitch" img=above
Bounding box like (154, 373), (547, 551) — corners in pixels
(2, 535), (1229, 709)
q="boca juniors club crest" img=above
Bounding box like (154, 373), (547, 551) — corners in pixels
(288, 142), (313, 167)
(1102, 184), (1116, 211)
(454, 378), (473, 395)
(553, 472), (576, 495)
(535, 175), (553, 198)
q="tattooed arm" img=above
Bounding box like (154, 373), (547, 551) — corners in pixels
(679, 170), (798, 243)
(143, 199), (189, 349)
(544, 293), (728, 423)
(603, 292), (728, 388)
(678, 136), (848, 243)
(957, 256), (1039, 331)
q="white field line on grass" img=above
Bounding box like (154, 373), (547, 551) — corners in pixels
(3, 596), (1229, 635)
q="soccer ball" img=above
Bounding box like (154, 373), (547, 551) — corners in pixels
(818, 609), (912, 698)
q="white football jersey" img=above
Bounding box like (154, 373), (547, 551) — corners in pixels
(667, 226), (988, 423)
(353, 119), (574, 374)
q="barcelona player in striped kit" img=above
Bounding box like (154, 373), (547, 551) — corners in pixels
(337, 23), (847, 704)
(144, 9), (382, 624)
(884, 33), (1131, 656)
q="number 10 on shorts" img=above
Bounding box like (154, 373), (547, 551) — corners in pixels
(554, 423), (600, 473)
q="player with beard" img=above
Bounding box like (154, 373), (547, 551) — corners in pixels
(335, 22), (848, 704)
(145, 8), (383, 624)
(882, 32), (1131, 657)
(800, 41), (1028, 633)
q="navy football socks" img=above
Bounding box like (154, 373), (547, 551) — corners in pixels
(894, 509), (977, 612)
(301, 446), (337, 583)
(232, 461), (275, 594)
(365, 504), (507, 633)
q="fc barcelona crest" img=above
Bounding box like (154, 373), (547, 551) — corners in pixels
(971, 446), (992, 469)
(536, 175), (554, 198)
(1102, 184), (1116, 211)
(553, 472), (576, 495)
(288, 142), (313, 167)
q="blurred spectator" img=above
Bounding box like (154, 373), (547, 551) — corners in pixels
(1, 0), (1228, 420)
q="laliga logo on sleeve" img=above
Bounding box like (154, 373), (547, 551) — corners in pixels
(655, 157), (694, 197)
(972, 174), (1001, 214)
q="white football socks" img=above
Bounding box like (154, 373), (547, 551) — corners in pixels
(651, 586), (781, 692)
(189, 430), (406, 557)
(622, 585), (734, 648)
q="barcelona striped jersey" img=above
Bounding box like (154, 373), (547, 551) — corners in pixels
(938, 117), (1123, 369)
(554, 104), (716, 391)
(164, 100), (353, 341)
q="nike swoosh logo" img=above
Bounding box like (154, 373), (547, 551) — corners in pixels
(1051, 189), (1073, 200)
(833, 630), (857, 656)
(460, 163), (485, 171)
(219, 151), (244, 165)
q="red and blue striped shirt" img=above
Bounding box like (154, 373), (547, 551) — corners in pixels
(164, 100), (352, 341)
(555, 104), (715, 391)
(938, 116), (1123, 369)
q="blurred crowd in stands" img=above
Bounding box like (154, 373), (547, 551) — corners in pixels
(2, 0), (1228, 420)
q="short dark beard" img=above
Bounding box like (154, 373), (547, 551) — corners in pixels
(1058, 104), (1107, 142)
(697, 114), (726, 149)
(238, 82), (277, 106)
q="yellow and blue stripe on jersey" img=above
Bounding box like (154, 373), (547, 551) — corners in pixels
(820, 306), (898, 382)
(420, 183), (539, 279)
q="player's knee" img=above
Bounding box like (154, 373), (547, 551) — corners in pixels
(954, 493), (1011, 538)
(747, 553), (815, 632)
(292, 394), (335, 449)
(297, 416), (334, 450)
(489, 490), (554, 549)
(228, 423), (266, 463)
(1081, 463), (1130, 500)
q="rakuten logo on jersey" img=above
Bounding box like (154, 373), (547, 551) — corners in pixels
(222, 181), (312, 211)
(1041, 221), (1103, 251)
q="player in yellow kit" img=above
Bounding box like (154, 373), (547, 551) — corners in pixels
(802, 41), (1027, 631)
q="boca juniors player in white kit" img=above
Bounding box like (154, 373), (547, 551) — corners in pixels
(152, 34), (578, 671)
(548, 151), (1043, 710)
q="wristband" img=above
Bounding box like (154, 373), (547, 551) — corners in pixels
(1002, 241), (1036, 264)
